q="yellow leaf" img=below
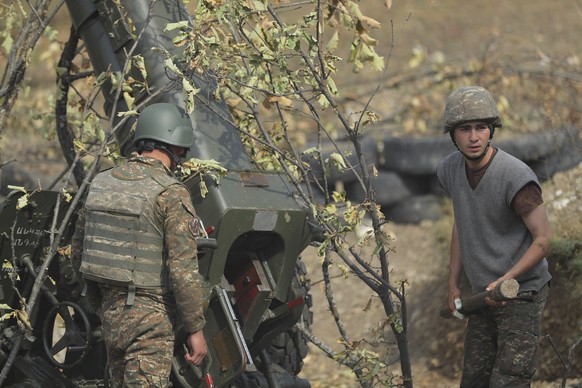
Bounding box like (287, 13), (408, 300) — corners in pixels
(16, 310), (33, 331)
(164, 58), (183, 76)
(323, 204), (338, 216)
(123, 91), (135, 109)
(359, 33), (377, 46)
(263, 92), (293, 109)
(60, 188), (72, 203)
(361, 16), (381, 29)
(0, 312), (16, 322)
(199, 180), (208, 198)
(58, 245), (71, 256)
(327, 153), (347, 172)
(331, 191), (344, 202)
(117, 110), (139, 118)
(16, 194), (29, 210)
(497, 95), (510, 113)
(73, 139), (86, 152)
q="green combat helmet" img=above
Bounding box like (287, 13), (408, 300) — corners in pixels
(134, 103), (195, 149)
(443, 86), (503, 137)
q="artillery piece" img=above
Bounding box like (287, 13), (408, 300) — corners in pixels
(0, 1), (320, 386)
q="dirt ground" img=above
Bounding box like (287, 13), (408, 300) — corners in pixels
(298, 220), (454, 387)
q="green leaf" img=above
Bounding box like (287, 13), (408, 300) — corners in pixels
(199, 180), (208, 198)
(2, 35), (14, 53)
(326, 31), (339, 51)
(327, 152), (347, 172)
(183, 78), (200, 114)
(327, 77), (338, 95)
(164, 21), (190, 32)
(123, 92), (135, 109)
(164, 58), (183, 76)
(133, 55), (148, 81)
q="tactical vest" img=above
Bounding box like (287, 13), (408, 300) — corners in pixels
(80, 166), (178, 290)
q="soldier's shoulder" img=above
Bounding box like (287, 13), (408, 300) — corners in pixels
(158, 180), (192, 205)
(151, 169), (183, 188)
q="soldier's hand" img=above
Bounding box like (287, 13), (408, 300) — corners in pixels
(447, 286), (462, 312)
(185, 330), (207, 366)
(485, 277), (508, 308)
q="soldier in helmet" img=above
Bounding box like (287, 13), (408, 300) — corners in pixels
(72, 103), (207, 386)
(436, 86), (552, 387)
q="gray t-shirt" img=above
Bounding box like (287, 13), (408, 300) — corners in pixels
(436, 149), (551, 293)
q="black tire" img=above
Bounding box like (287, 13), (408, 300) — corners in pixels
(384, 194), (445, 224)
(381, 128), (581, 176)
(497, 127), (580, 162)
(382, 136), (456, 175)
(265, 259), (313, 375)
(528, 141), (582, 180)
(345, 171), (430, 207)
(233, 260), (313, 387)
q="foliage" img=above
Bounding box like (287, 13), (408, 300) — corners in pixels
(0, 1), (408, 387)
(166, 2), (411, 385)
(176, 157), (228, 198)
(170, 0), (384, 171)
(0, 0), (63, 135)
(549, 239), (582, 276)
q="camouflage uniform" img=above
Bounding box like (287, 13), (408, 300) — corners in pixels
(461, 284), (549, 388)
(72, 154), (206, 387)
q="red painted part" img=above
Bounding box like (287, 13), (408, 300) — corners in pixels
(287, 296), (305, 310)
(205, 373), (214, 388)
(233, 265), (261, 318)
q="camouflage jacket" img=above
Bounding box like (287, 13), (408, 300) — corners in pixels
(72, 154), (206, 333)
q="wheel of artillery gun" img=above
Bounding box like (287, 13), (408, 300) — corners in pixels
(42, 301), (91, 369)
(171, 259), (313, 387)
(263, 259), (313, 376)
(234, 258), (313, 388)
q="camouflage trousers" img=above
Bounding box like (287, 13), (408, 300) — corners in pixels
(100, 287), (177, 387)
(460, 283), (549, 388)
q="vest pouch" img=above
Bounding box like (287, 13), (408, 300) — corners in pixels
(80, 261), (133, 286)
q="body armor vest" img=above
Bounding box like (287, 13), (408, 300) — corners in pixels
(80, 166), (178, 289)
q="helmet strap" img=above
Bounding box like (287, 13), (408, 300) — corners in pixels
(461, 139), (491, 161)
(450, 123), (494, 161)
(157, 144), (181, 167)
(136, 140), (182, 167)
